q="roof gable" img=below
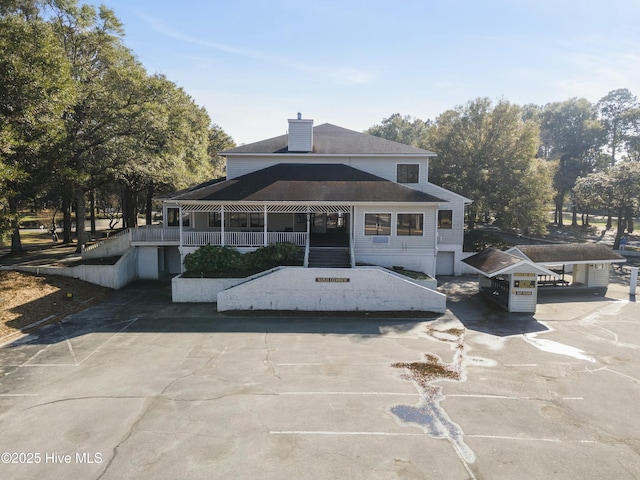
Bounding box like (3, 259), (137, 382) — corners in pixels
(165, 163), (445, 203)
(221, 123), (435, 156)
(463, 248), (557, 277)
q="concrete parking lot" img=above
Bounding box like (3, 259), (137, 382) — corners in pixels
(0, 278), (638, 479)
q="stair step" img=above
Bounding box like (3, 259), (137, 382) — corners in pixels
(308, 248), (351, 268)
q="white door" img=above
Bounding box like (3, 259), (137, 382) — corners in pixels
(436, 252), (454, 275)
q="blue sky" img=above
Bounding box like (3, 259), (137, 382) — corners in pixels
(104, 0), (640, 145)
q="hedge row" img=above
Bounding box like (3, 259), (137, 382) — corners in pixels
(183, 243), (303, 277)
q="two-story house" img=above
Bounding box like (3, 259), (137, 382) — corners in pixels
(154, 115), (471, 278)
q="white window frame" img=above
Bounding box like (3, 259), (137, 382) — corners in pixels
(396, 212), (425, 237)
(364, 212), (392, 236)
(396, 163), (420, 184)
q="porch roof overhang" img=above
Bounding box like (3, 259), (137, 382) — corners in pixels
(506, 244), (626, 266)
(162, 163), (446, 205)
(463, 248), (559, 278)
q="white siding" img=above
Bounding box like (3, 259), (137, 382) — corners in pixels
(288, 119), (313, 152)
(508, 267), (540, 313)
(226, 155), (429, 183)
(353, 205), (437, 275)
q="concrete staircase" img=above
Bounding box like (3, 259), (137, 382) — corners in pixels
(308, 247), (351, 268)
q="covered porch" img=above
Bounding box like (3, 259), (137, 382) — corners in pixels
(163, 202), (353, 249)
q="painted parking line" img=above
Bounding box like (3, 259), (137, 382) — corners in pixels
(0, 393), (39, 397)
(465, 434), (596, 444)
(447, 394), (584, 401)
(270, 430), (425, 436)
(278, 391), (420, 397)
(2, 317), (139, 371)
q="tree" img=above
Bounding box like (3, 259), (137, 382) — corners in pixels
(46, 0), (173, 249)
(427, 98), (544, 233)
(573, 162), (640, 248)
(0, 13), (74, 251)
(539, 98), (606, 226)
(365, 113), (431, 148)
(208, 124), (235, 178)
(597, 89), (639, 166)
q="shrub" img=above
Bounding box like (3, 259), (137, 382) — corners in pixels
(183, 245), (244, 274)
(247, 242), (303, 270)
(183, 242), (303, 276)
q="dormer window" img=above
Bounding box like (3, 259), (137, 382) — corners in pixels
(397, 164), (419, 183)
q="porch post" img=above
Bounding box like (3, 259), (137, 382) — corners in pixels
(264, 205), (268, 246)
(221, 205), (225, 246)
(178, 205), (184, 273)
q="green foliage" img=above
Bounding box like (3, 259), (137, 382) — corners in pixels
(464, 230), (508, 252)
(428, 98), (543, 232)
(365, 113), (431, 149)
(183, 245), (244, 274)
(183, 243), (303, 276)
(248, 242), (304, 270)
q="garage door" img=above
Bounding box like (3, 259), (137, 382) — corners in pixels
(436, 252), (455, 275)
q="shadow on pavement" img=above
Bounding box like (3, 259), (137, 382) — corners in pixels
(1, 280), (442, 349)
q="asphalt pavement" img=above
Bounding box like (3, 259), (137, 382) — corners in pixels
(0, 278), (638, 479)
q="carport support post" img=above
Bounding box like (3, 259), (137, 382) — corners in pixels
(630, 267), (638, 297)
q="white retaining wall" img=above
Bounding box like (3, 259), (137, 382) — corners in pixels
(216, 266), (446, 313)
(82, 230), (131, 260)
(3, 248), (138, 290)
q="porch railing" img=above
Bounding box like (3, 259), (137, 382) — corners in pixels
(124, 225), (307, 247)
(130, 226), (180, 242)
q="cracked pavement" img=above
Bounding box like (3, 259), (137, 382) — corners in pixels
(0, 278), (639, 479)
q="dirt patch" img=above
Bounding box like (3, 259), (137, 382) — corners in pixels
(0, 271), (112, 339)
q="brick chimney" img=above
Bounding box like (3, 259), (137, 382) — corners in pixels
(288, 113), (313, 152)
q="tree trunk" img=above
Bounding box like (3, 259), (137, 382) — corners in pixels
(571, 205), (578, 227)
(145, 186), (154, 225)
(555, 191), (565, 226)
(9, 197), (22, 254)
(606, 211), (612, 230)
(90, 190), (96, 236)
(75, 190), (86, 253)
(613, 208), (625, 249)
(626, 207), (634, 233)
(61, 193), (72, 244)
(122, 185), (137, 228)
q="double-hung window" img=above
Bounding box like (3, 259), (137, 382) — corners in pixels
(397, 214), (423, 236)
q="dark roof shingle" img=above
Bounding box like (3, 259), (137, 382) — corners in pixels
(462, 248), (525, 276)
(221, 123), (434, 156)
(514, 244), (625, 264)
(166, 163), (445, 203)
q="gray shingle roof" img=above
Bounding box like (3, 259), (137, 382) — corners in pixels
(462, 248), (525, 276)
(166, 163), (445, 203)
(513, 244), (626, 264)
(221, 123), (435, 156)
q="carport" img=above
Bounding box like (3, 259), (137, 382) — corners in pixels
(462, 248), (558, 313)
(506, 243), (626, 292)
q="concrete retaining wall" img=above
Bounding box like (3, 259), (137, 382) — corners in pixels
(4, 248), (138, 290)
(217, 266), (446, 313)
(82, 230), (131, 260)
